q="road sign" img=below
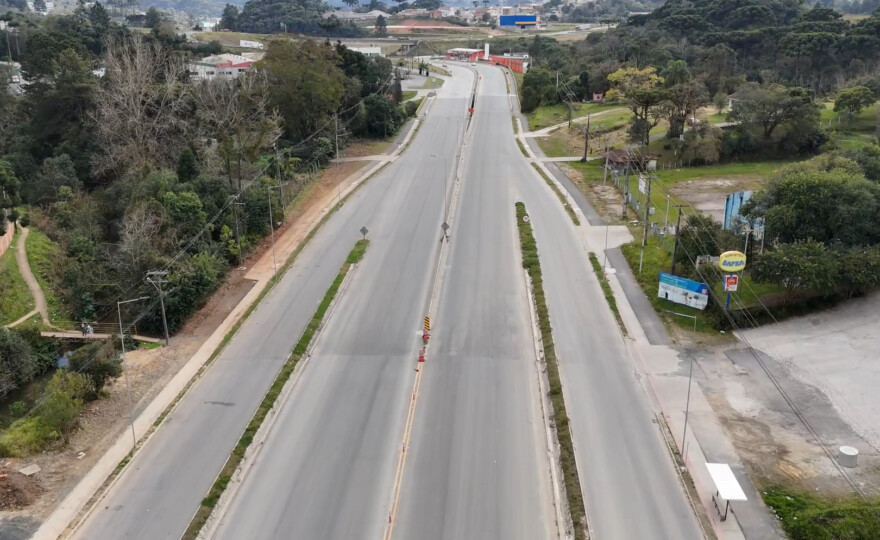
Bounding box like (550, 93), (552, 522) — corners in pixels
(441, 222), (449, 232)
(522, 214), (530, 223)
(724, 274), (739, 292)
(424, 317), (430, 331)
(360, 226), (368, 239)
(638, 175), (647, 194)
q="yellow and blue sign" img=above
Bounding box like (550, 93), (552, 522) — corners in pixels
(718, 251), (747, 273)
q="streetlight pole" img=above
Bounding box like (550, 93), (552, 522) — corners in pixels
(267, 185), (281, 279)
(429, 153), (448, 223)
(681, 352), (695, 462)
(145, 271), (170, 346)
(117, 296), (148, 450)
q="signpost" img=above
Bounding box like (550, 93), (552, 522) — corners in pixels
(658, 272), (709, 310)
(718, 251), (746, 309)
(360, 226), (369, 240)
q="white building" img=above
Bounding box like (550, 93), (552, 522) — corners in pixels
(349, 46), (383, 58)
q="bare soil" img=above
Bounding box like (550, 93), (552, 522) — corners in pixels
(0, 156), (370, 537)
(669, 177), (763, 224)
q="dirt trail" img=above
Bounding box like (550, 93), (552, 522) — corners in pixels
(10, 228), (49, 327)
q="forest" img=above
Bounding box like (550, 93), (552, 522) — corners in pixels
(0, 4), (413, 445)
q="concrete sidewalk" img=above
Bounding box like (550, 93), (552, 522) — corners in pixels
(516, 112), (783, 539)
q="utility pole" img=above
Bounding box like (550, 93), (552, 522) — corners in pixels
(621, 160), (630, 220)
(117, 296), (148, 449)
(670, 205), (687, 275)
(145, 271), (170, 346)
(229, 195), (244, 267)
(638, 174), (653, 274)
(580, 114), (591, 162)
(267, 186), (278, 278)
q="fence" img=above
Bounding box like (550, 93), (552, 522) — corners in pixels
(0, 221), (13, 258)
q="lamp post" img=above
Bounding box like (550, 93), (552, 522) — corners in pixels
(145, 271), (169, 346)
(117, 296), (148, 449)
(429, 153), (449, 223)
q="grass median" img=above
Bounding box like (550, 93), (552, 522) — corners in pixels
(516, 202), (588, 540)
(181, 239), (369, 540)
(588, 253), (625, 335)
(530, 163), (580, 226)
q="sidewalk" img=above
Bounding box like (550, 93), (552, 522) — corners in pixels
(517, 114), (783, 539)
(32, 102), (432, 540)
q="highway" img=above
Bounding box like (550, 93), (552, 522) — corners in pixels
(209, 67), (492, 538)
(485, 65), (703, 538)
(71, 62), (702, 540)
(72, 68), (473, 540)
(391, 69), (557, 539)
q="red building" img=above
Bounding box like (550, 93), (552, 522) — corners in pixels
(445, 48), (529, 73)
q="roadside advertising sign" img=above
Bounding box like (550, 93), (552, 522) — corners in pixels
(718, 251), (747, 273)
(724, 274), (739, 292)
(658, 272), (709, 310)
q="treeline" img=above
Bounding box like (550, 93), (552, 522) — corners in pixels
(0, 6), (413, 337)
(218, 0), (366, 36)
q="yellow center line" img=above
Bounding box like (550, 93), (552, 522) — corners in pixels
(383, 361), (424, 540)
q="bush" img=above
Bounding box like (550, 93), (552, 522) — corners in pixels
(0, 328), (37, 400)
(0, 417), (58, 457)
(403, 100), (419, 118)
(68, 340), (121, 398)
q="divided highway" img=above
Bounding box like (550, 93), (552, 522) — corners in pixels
(392, 71), (557, 539)
(72, 68), (474, 540)
(480, 65), (703, 539)
(209, 69), (483, 538)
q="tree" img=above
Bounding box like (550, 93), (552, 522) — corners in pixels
(729, 83), (820, 140)
(744, 156), (880, 246)
(257, 40), (343, 142)
(363, 94), (403, 137)
(145, 7), (163, 29)
(39, 370), (91, 443)
(92, 34), (192, 177)
(376, 14), (387, 36)
(33, 0), (47, 12)
(26, 154), (81, 207)
(219, 4), (239, 31)
(0, 160), (20, 230)
(663, 80), (709, 139)
(752, 240), (839, 302)
(660, 59), (691, 87)
(177, 147), (199, 183)
(68, 340), (121, 398)
(342, 0), (358, 7)
(607, 67), (667, 146)
(0, 328), (36, 399)
(834, 85), (876, 117)
(196, 73), (281, 190)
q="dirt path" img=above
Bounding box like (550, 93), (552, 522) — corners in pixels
(11, 228), (49, 327)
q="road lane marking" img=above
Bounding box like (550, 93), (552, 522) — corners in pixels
(383, 364), (423, 540)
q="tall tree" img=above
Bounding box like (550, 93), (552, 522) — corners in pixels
(729, 83), (820, 140)
(219, 4), (239, 30)
(376, 14), (387, 36)
(607, 66), (667, 146)
(834, 85), (876, 117)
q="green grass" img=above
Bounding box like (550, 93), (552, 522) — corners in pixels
(535, 133), (576, 158)
(515, 137), (529, 157)
(588, 253), (625, 334)
(621, 237), (718, 334)
(526, 102), (622, 131)
(428, 64), (452, 77)
(138, 341), (161, 350)
(822, 102), (878, 134)
(182, 239), (369, 540)
(763, 487), (880, 540)
(587, 107), (633, 132)
(402, 90), (417, 101)
(25, 227), (65, 323)
(530, 163), (580, 225)
(419, 76), (444, 90)
(0, 231), (34, 325)
(512, 116), (518, 135)
(515, 202), (588, 540)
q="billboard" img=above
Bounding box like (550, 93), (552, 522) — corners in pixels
(718, 251), (746, 272)
(240, 39), (264, 49)
(658, 272), (709, 310)
(499, 15), (537, 27)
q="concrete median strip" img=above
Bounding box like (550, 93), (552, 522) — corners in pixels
(182, 239), (369, 540)
(515, 201), (589, 540)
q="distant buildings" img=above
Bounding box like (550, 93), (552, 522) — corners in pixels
(348, 46), (383, 58)
(325, 10), (390, 21)
(187, 53), (257, 81)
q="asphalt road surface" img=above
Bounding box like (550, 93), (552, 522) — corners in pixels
(72, 68), (473, 540)
(210, 68), (481, 539)
(391, 69), (557, 539)
(485, 65), (703, 539)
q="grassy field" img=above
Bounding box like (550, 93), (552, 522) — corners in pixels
(763, 487), (880, 540)
(0, 232), (34, 325)
(26, 228), (65, 323)
(402, 90), (417, 101)
(526, 102), (623, 131)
